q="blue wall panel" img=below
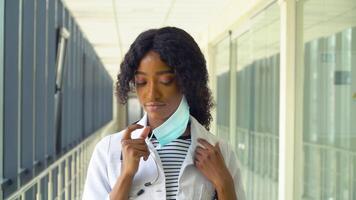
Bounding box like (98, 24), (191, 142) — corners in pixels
(3, 0), (113, 197)
(21, 0), (35, 184)
(3, 0), (20, 197)
(35, 0), (47, 174)
(60, 6), (68, 152)
(46, 0), (56, 162)
(55, 0), (63, 154)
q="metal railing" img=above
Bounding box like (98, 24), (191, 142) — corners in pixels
(6, 121), (117, 200)
(235, 127), (279, 200)
(303, 141), (355, 200)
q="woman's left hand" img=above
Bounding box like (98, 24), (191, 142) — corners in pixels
(194, 138), (237, 199)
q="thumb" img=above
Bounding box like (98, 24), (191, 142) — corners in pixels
(140, 126), (151, 139)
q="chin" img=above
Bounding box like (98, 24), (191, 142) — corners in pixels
(147, 112), (170, 122)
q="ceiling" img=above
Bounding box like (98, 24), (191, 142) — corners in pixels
(63, 0), (230, 80)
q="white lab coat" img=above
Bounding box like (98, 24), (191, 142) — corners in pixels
(82, 115), (246, 200)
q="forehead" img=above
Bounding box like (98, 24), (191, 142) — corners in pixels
(137, 51), (173, 74)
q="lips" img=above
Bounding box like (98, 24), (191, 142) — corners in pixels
(145, 102), (165, 112)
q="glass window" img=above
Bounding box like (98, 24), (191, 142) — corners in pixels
(297, 0), (356, 199)
(234, 3), (280, 200)
(215, 37), (231, 140)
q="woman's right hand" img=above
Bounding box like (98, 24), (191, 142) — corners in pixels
(110, 125), (151, 200)
(120, 124), (151, 177)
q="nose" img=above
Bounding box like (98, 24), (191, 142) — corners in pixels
(146, 81), (162, 101)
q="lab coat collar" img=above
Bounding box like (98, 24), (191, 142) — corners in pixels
(135, 113), (213, 167)
(136, 113), (148, 127)
(185, 116), (215, 166)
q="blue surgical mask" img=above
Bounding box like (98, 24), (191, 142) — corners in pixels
(150, 96), (190, 148)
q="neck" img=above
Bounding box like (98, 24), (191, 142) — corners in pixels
(181, 122), (191, 136)
(147, 117), (165, 130)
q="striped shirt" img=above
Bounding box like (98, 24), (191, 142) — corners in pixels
(150, 135), (191, 200)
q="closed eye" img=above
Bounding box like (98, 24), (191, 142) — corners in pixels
(159, 77), (175, 85)
(134, 79), (146, 86)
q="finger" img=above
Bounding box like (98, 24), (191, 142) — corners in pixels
(136, 150), (150, 161)
(194, 156), (203, 169)
(197, 138), (214, 149)
(194, 152), (203, 161)
(143, 151), (150, 161)
(129, 144), (150, 157)
(130, 144), (149, 152)
(122, 124), (143, 140)
(121, 139), (147, 145)
(124, 149), (148, 160)
(139, 126), (151, 139)
(215, 142), (222, 154)
(195, 146), (206, 155)
(122, 142), (149, 153)
(194, 147), (206, 159)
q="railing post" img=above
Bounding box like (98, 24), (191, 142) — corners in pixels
(76, 149), (80, 198)
(48, 170), (52, 200)
(350, 155), (354, 200)
(80, 146), (83, 194)
(21, 192), (26, 200)
(57, 163), (62, 199)
(64, 158), (69, 200)
(83, 144), (87, 188)
(80, 146), (84, 194)
(36, 180), (41, 200)
(71, 154), (75, 200)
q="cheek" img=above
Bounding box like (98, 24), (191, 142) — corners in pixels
(165, 89), (182, 104)
(136, 92), (145, 105)
(166, 91), (183, 109)
(134, 88), (145, 105)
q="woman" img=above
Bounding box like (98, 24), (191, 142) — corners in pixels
(82, 27), (245, 200)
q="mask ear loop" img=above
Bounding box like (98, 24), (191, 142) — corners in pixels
(144, 130), (160, 186)
(144, 155), (160, 186)
(133, 156), (160, 198)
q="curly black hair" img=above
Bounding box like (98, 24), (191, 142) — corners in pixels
(116, 27), (214, 130)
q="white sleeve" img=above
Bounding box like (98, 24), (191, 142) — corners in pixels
(82, 136), (111, 200)
(223, 141), (246, 200)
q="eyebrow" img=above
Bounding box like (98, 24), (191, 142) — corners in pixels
(134, 69), (174, 76)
